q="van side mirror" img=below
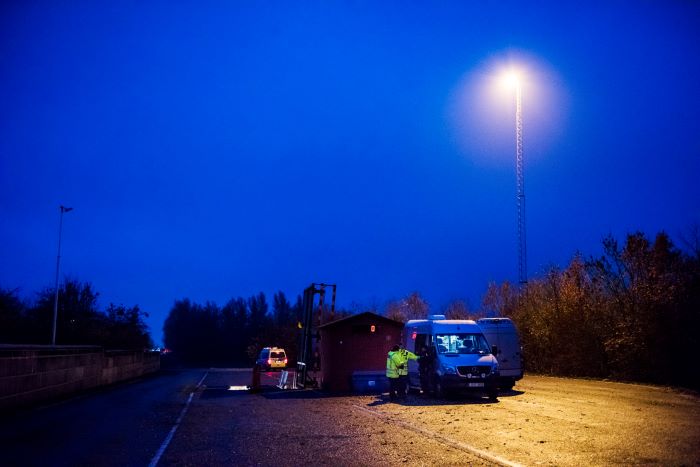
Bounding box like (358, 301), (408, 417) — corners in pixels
(492, 345), (499, 356)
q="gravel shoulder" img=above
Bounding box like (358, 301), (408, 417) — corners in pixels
(354, 375), (700, 466)
(162, 371), (700, 466)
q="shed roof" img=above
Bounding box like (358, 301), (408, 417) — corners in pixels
(317, 311), (403, 329)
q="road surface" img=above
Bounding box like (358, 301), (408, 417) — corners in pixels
(1, 369), (698, 466)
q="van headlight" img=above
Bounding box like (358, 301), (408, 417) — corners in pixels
(440, 364), (457, 375)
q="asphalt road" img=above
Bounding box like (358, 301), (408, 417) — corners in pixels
(158, 369), (488, 466)
(2, 369), (698, 466)
(0, 369), (207, 467)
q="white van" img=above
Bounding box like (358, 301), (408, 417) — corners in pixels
(404, 315), (499, 400)
(477, 318), (523, 390)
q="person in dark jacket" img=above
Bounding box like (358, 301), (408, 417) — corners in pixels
(418, 345), (435, 396)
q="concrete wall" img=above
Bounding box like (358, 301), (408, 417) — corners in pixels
(0, 345), (160, 411)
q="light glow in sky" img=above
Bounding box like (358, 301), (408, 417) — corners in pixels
(1, 2), (699, 345)
(448, 51), (569, 168)
(502, 71), (521, 90)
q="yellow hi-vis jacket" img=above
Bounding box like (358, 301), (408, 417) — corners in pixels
(386, 351), (402, 378)
(387, 349), (419, 378)
(396, 349), (418, 376)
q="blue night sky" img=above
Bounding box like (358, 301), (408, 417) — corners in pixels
(2, 2), (699, 345)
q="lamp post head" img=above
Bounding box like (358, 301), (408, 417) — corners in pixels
(502, 71), (521, 90)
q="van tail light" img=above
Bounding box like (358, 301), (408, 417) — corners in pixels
(267, 359), (272, 365)
(284, 358), (288, 364)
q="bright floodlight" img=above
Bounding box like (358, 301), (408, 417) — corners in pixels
(503, 71), (520, 89)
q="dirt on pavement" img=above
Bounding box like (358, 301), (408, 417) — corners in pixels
(361, 375), (700, 465)
(162, 371), (700, 466)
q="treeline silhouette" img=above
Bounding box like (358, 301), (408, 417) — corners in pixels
(483, 231), (700, 390)
(162, 291), (352, 366)
(0, 279), (152, 350)
(3, 229), (697, 390)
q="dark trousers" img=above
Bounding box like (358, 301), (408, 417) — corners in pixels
(398, 375), (408, 399)
(388, 377), (400, 400)
(419, 370), (429, 394)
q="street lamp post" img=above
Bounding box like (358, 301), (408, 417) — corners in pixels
(51, 205), (73, 346)
(514, 77), (527, 286)
(503, 71), (527, 286)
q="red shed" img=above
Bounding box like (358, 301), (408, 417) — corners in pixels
(318, 312), (403, 393)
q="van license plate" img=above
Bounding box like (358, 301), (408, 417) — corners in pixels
(468, 382), (484, 388)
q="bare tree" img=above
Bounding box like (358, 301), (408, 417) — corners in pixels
(385, 291), (429, 323)
(443, 300), (471, 319)
(679, 223), (700, 259)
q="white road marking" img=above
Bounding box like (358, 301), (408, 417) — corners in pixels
(352, 404), (522, 467)
(206, 367), (252, 372)
(148, 371), (208, 467)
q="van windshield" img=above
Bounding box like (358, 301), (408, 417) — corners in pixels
(271, 352), (285, 359)
(435, 333), (491, 355)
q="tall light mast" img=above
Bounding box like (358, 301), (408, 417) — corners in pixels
(514, 79), (527, 286)
(52, 205), (73, 345)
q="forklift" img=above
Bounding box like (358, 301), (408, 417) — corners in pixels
(296, 283), (336, 388)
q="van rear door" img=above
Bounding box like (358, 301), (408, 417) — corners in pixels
(497, 326), (521, 373)
(478, 319), (522, 379)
